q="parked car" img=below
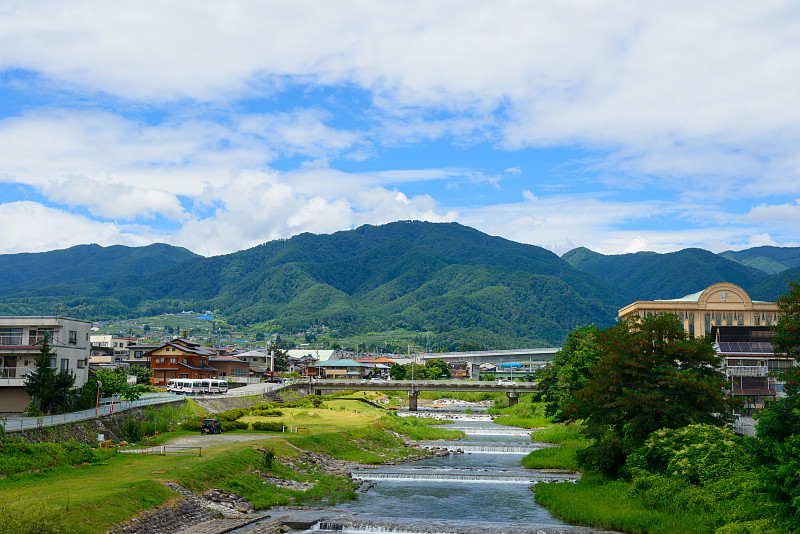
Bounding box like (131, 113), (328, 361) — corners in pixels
(200, 418), (221, 434)
(267, 377), (283, 383)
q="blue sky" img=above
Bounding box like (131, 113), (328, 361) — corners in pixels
(1, 1), (799, 256)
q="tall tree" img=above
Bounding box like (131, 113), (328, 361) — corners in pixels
(270, 343), (289, 372)
(23, 333), (75, 415)
(567, 314), (731, 477)
(755, 278), (800, 526)
(534, 324), (599, 421)
(772, 278), (800, 359)
(424, 358), (451, 379)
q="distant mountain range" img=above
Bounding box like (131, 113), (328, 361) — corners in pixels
(0, 222), (798, 347)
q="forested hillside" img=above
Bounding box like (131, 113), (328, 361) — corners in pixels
(0, 222), (630, 347)
(562, 247), (771, 300)
(720, 245), (800, 274)
(0, 243), (198, 291)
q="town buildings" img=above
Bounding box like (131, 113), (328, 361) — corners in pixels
(618, 282), (781, 338)
(146, 338), (219, 386)
(0, 316), (92, 413)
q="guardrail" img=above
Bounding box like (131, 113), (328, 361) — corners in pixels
(0, 382), (293, 433)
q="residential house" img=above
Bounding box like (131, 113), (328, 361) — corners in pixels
(90, 334), (136, 361)
(146, 338), (218, 386)
(0, 316), (92, 413)
(316, 359), (370, 379)
(209, 355), (251, 385)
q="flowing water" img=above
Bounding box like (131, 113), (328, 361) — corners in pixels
(295, 405), (586, 534)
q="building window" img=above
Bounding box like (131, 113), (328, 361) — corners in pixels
(726, 313), (733, 326)
(155, 357), (165, 363)
(68, 331), (77, 345)
(688, 313), (695, 337)
(754, 313), (761, 326)
(0, 328), (23, 345)
(49, 358), (56, 368)
(766, 314), (772, 326)
(134, 350), (143, 358)
(169, 357), (176, 363)
(714, 313), (722, 326)
(77, 359), (86, 369)
(704, 313), (711, 334)
(60, 359), (69, 371)
(737, 313), (744, 326)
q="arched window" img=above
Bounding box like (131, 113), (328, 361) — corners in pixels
(705, 313), (711, 334)
(737, 313), (744, 326)
(726, 313), (733, 326)
(688, 313), (695, 337)
(754, 313), (761, 326)
(715, 313), (722, 326)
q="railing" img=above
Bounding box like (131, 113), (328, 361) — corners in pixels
(0, 382), (291, 433)
(726, 366), (767, 377)
(0, 393), (176, 433)
(0, 366), (33, 379)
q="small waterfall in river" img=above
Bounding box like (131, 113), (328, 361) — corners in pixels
(291, 408), (582, 533)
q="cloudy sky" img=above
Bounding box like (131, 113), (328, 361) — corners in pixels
(2, 1), (799, 257)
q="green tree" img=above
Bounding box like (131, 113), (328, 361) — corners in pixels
(534, 324), (599, 421)
(270, 344), (289, 372)
(772, 278), (800, 359)
(23, 333), (75, 415)
(389, 363), (406, 380)
(754, 367), (800, 527)
(425, 358), (451, 379)
(567, 314), (732, 477)
(755, 278), (800, 526)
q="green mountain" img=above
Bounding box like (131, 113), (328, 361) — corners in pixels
(0, 243), (199, 291)
(748, 267), (800, 301)
(561, 247), (769, 300)
(0, 222), (630, 347)
(720, 246), (800, 274)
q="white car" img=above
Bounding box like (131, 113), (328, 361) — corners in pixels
(495, 379), (515, 385)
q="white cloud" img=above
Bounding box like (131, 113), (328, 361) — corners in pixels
(0, 201), (155, 253)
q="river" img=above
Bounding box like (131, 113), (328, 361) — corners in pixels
(294, 403), (601, 534)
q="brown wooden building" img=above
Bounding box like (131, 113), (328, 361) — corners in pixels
(146, 338), (219, 386)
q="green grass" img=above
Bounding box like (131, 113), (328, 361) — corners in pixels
(488, 399), (552, 428)
(522, 423), (588, 471)
(535, 475), (721, 534)
(377, 414), (466, 441)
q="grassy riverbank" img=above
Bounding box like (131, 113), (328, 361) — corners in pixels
(506, 409), (792, 534)
(0, 396), (458, 534)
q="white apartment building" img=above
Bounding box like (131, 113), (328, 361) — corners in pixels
(0, 316), (92, 413)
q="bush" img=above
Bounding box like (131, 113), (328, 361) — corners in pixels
(626, 424), (750, 484)
(251, 421), (285, 432)
(122, 419), (142, 442)
(181, 419), (202, 431)
(0, 492), (67, 534)
(221, 420), (248, 432)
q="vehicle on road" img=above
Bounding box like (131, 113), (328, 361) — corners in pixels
(495, 379), (515, 385)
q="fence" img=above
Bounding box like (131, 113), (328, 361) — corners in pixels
(123, 445), (203, 456)
(0, 393), (179, 433)
(0, 382), (293, 433)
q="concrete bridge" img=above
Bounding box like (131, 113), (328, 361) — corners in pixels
(307, 379), (539, 411)
(417, 348), (560, 365)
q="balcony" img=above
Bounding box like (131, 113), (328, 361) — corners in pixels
(0, 366), (34, 386)
(726, 366), (767, 378)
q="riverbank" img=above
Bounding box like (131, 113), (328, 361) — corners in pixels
(0, 394), (464, 534)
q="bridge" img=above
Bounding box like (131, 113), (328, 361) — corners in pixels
(307, 379), (539, 411)
(416, 348), (560, 366)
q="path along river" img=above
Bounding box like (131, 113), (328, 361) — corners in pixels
(292, 403), (612, 534)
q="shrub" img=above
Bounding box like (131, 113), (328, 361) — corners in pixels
(251, 421), (285, 432)
(122, 419), (142, 442)
(626, 424), (750, 484)
(221, 420), (248, 432)
(181, 419), (202, 431)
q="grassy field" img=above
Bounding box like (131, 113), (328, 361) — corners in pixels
(0, 398), (451, 534)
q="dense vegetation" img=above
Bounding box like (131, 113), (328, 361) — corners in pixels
(526, 279), (800, 532)
(0, 221), (628, 347)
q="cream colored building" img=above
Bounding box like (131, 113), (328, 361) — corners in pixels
(618, 282), (780, 338)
